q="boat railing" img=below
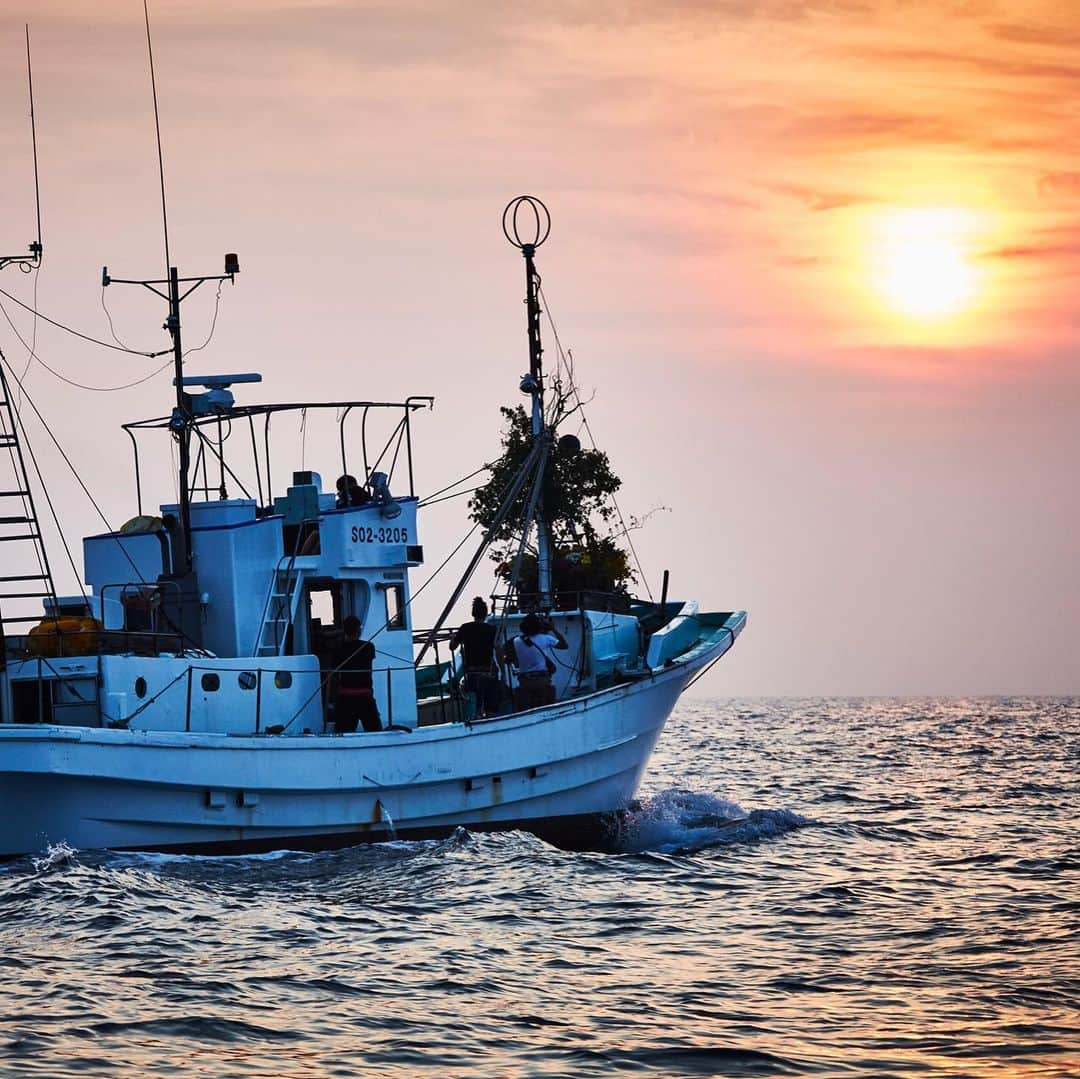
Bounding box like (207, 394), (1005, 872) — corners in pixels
(1, 647), (471, 733)
(122, 397), (434, 516)
(493, 589), (634, 616)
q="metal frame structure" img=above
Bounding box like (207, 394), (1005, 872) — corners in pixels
(122, 397), (434, 516)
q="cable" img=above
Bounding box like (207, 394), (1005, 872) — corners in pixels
(417, 485), (482, 510)
(0, 284), (169, 357)
(0, 298), (172, 392)
(418, 464), (490, 507)
(182, 278), (223, 357)
(538, 283), (653, 601)
(101, 285), (138, 352)
(15, 263), (39, 409)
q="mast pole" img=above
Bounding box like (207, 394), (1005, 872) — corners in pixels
(102, 258), (239, 576)
(167, 266), (192, 573)
(503, 195), (553, 610)
(522, 241), (553, 608)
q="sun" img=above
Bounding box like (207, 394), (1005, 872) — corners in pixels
(871, 207), (980, 321)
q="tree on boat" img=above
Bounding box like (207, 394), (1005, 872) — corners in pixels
(468, 393), (635, 606)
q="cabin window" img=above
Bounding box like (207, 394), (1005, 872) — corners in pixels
(238, 671), (258, 691)
(308, 586), (336, 627)
(384, 583), (406, 631)
(134, 677), (147, 699)
(274, 670), (292, 690)
(201, 673), (220, 692)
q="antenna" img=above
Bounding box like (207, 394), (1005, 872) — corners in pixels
(0, 25), (44, 272)
(143, 0), (171, 277)
(102, 2), (240, 583)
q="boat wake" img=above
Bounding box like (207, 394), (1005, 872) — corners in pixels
(616, 788), (808, 854)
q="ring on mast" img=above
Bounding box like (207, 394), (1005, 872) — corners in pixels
(502, 195), (551, 250)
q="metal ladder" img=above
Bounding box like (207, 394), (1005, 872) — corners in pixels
(254, 557), (305, 657)
(0, 357), (57, 650)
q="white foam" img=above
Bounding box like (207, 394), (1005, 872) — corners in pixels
(30, 840), (80, 872)
(618, 788), (808, 853)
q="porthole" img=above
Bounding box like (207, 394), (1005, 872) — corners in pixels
(238, 671), (258, 691)
(274, 670), (293, 690)
(134, 676), (147, 699)
(201, 672), (220, 692)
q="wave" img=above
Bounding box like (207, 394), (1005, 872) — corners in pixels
(616, 788), (809, 853)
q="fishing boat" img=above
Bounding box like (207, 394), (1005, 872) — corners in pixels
(0, 193), (745, 858)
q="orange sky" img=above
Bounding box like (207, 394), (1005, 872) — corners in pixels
(0, 1), (1076, 693)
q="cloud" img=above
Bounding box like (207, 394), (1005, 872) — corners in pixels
(840, 45), (1080, 85)
(990, 21), (1080, 51)
(781, 109), (968, 151)
(1039, 172), (1080, 200)
(764, 181), (874, 212)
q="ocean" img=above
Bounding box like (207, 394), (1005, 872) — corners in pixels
(1, 697), (1076, 1077)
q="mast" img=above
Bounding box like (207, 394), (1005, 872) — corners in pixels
(102, 259), (239, 573)
(503, 195), (553, 607)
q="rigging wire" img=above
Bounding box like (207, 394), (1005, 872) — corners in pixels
(417, 464), (490, 508)
(0, 299), (173, 392)
(0, 347), (87, 603)
(538, 282), (654, 601)
(416, 485), (482, 510)
(0, 348), (148, 588)
(0, 284), (169, 357)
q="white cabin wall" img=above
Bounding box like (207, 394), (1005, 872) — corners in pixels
(190, 512), (284, 658)
(84, 532), (168, 597)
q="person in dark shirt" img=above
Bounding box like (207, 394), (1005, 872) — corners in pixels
(331, 614), (381, 733)
(450, 597), (499, 717)
(335, 474), (371, 509)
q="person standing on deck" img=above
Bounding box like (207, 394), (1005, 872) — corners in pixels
(450, 597), (500, 717)
(331, 615), (381, 733)
(512, 613), (569, 710)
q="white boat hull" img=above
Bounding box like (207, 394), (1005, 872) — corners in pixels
(0, 630), (737, 857)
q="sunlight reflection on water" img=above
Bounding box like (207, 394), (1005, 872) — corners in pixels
(1, 697), (1077, 1077)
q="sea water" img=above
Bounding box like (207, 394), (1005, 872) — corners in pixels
(0, 697), (1076, 1077)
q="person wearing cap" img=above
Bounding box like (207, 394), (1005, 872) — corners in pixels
(511, 613), (568, 710)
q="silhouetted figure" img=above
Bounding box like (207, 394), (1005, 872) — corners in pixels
(336, 474), (371, 509)
(331, 615), (381, 733)
(450, 597), (499, 717)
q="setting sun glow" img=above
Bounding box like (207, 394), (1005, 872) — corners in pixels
(872, 208), (981, 321)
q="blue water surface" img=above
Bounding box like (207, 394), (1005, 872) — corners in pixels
(1, 697), (1076, 1077)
